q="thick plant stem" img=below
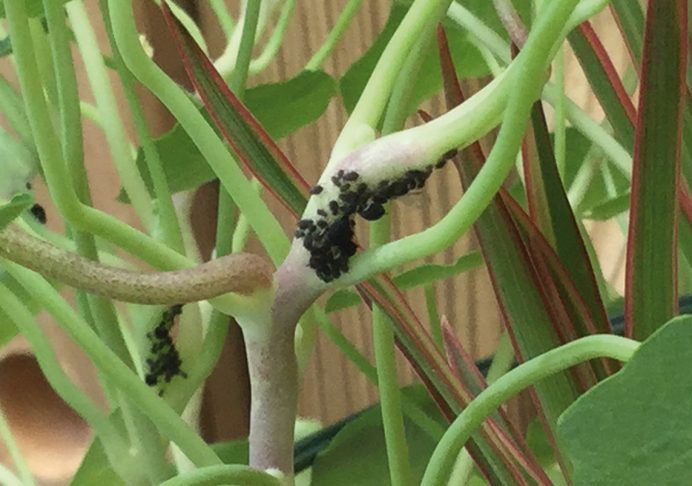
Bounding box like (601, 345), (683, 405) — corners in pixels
(421, 335), (640, 486)
(241, 253), (321, 479)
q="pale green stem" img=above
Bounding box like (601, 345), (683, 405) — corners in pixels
(0, 74), (32, 144)
(0, 287), (137, 483)
(214, 0), (278, 77)
(305, 0), (364, 71)
(421, 335), (640, 486)
(6, 0), (192, 271)
(250, 0), (295, 75)
(159, 465), (281, 486)
(210, 0), (235, 39)
(67, 1), (154, 230)
(331, 0), (452, 160)
(228, 0), (261, 99)
(165, 0), (208, 54)
(313, 308), (445, 441)
(100, 0), (185, 253)
(337, 0), (586, 286)
(0, 463), (23, 486)
(2, 259), (222, 467)
(372, 215), (414, 486)
(0, 406), (35, 486)
(449, 332), (515, 484)
(28, 18), (57, 108)
(109, 0), (288, 264)
(554, 42), (567, 180)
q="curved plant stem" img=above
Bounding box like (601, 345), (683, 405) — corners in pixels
(0, 225), (274, 305)
(159, 465), (281, 486)
(42, 0), (133, 368)
(66, 1), (154, 230)
(249, 0), (295, 75)
(0, 464), (23, 486)
(338, 0), (582, 286)
(331, 0), (451, 159)
(421, 335), (640, 486)
(5, 0), (194, 271)
(305, 0), (363, 71)
(0, 406), (35, 486)
(109, 0), (288, 264)
(372, 212), (413, 486)
(100, 0), (184, 253)
(2, 259), (223, 468)
(210, 0), (235, 39)
(0, 287), (138, 483)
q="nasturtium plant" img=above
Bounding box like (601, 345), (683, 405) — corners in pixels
(558, 316), (692, 485)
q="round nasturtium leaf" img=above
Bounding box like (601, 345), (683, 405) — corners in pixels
(557, 315), (692, 485)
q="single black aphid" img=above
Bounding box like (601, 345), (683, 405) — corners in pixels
(30, 203), (47, 224)
(309, 185), (324, 195)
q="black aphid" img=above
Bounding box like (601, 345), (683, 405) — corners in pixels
(309, 185), (324, 195)
(30, 204), (47, 224)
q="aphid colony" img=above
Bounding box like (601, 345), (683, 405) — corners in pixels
(145, 304), (187, 392)
(295, 150), (456, 282)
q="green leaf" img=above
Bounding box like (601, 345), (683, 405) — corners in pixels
(339, 3), (488, 115)
(625, 1), (686, 339)
(558, 315), (692, 485)
(122, 71), (335, 201)
(0, 128), (38, 200)
(0, 192), (33, 230)
(70, 439), (124, 486)
(245, 71), (336, 139)
(311, 386), (444, 486)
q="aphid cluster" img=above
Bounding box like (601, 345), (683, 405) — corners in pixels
(296, 150), (456, 282)
(144, 304), (187, 392)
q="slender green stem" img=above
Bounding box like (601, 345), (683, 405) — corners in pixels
(5, 0), (192, 271)
(28, 18), (57, 108)
(100, 0), (184, 253)
(109, 0), (288, 264)
(338, 0), (581, 285)
(314, 307), (378, 381)
(165, 0), (208, 54)
(331, 0), (452, 160)
(159, 465), (281, 486)
(424, 284), (442, 351)
(371, 248), (414, 486)
(249, 0), (295, 75)
(228, 0), (261, 98)
(0, 405), (35, 486)
(554, 43), (567, 179)
(66, 1), (154, 230)
(0, 463), (23, 486)
(421, 335), (640, 486)
(0, 287), (140, 483)
(210, 0), (235, 39)
(0, 74), (32, 145)
(2, 260), (222, 468)
(305, 0), (363, 71)
(314, 308), (445, 440)
(41, 0), (133, 367)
